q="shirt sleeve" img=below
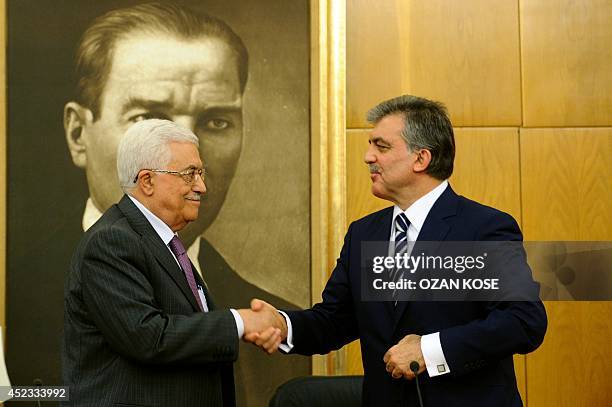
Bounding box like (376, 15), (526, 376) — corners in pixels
(421, 332), (451, 376)
(229, 309), (244, 339)
(277, 310), (294, 353)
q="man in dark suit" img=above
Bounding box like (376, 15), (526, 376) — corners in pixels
(250, 95), (547, 406)
(58, 3), (308, 405)
(63, 119), (282, 406)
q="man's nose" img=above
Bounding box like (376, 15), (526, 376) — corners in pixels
(364, 145), (376, 164)
(193, 174), (206, 194)
(173, 116), (196, 132)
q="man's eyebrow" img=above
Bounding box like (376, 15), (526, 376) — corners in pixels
(369, 136), (389, 144)
(121, 97), (172, 114)
(201, 105), (243, 114)
(121, 97), (243, 115)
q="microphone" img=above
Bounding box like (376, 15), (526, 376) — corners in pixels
(410, 361), (424, 407)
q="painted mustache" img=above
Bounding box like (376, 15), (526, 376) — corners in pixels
(368, 164), (381, 174)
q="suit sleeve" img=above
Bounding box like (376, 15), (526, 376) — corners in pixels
(79, 225), (239, 365)
(439, 212), (547, 377)
(284, 224), (360, 355)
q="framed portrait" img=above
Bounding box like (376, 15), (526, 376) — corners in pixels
(2, 0), (346, 405)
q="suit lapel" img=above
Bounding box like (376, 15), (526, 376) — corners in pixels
(363, 208), (397, 321)
(391, 186), (458, 333)
(117, 195), (202, 312)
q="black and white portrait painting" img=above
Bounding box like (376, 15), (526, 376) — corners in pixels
(6, 1), (311, 405)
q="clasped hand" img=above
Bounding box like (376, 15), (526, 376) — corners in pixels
(238, 299), (287, 354)
(383, 334), (426, 380)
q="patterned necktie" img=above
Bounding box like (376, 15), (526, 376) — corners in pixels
(392, 213), (410, 303)
(391, 213), (410, 278)
(168, 236), (204, 311)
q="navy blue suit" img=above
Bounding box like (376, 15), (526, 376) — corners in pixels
(286, 186), (547, 406)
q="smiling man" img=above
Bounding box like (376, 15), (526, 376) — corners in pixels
(63, 119), (285, 406)
(59, 3), (307, 405)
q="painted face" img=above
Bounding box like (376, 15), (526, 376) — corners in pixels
(68, 34), (243, 243)
(364, 114), (418, 205)
(148, 141), (206, 232)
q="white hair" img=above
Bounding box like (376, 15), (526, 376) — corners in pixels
(117, 119), (199, 192)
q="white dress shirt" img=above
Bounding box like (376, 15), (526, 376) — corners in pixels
(281, 181), (451, 377)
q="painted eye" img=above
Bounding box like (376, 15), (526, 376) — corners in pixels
(131, 112), (170, 122)
(204, 118), (231, 130)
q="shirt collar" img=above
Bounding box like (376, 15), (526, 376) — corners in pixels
(392, 180), (449, 234)
(82, 197), (202, 267)
(127, 195), (175, 245)
(82, 197), (103, 231)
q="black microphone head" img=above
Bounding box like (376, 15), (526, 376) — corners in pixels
(33, 378), (43, 386)
(410, 361), (420, 374)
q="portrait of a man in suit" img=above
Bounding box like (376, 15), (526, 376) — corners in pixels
(6, 1), (309, 406)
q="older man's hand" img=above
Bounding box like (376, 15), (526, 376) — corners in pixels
(383, 334), (426, 380)
(238, 299), (287, 354)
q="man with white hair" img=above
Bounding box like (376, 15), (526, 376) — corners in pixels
(63, 119), (284, 406)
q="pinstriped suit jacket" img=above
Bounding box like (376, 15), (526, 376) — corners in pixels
(62, 195), (238, 407)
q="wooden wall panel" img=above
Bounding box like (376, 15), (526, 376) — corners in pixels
(526, 302), (611, 406)
(450, 128), (522, 223)
(347, 0), (522, 128)
(521, 128), (612, 406)
(346, 341), (364, 375)
(521, 0), (612, 127)
(514, 355), (526, 404)
(521, 129), (612, 240)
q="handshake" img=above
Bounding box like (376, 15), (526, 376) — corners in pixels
(237, 299), (287, 354)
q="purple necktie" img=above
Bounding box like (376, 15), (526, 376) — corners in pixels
(168, 236), (204, 311)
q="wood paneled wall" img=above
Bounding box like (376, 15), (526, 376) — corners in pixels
(344, 1), (612, 405)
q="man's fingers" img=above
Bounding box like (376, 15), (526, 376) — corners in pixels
(254, 326), (277, 346)
(262, 329), (281, 353)
(243, 332), (259, 343)
(383, 351), (391, 364)
(269, 335), (282, 354)
(391, 367), (403, 379)
(256, 327), (281, 353)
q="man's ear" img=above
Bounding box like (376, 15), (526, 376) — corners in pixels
(64, 101), (94, 169)
(137, 171), (155, 196)
(413, 149), (432, 173)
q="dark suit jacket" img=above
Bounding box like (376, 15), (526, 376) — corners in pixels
(63, 195), (239, 407)
(286, 186), (547, 407)
(6, 193), (308, 407)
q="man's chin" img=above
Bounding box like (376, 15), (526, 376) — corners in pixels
(371, 186), (389, 201)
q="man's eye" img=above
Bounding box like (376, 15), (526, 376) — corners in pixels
(204, 118), (231, 130)
(131, 112), (170, 122)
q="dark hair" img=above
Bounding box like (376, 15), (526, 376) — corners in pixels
(74, 2), (249, 120)
(367, 95), (455, 180)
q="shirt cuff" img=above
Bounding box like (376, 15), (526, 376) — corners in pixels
(421, 332), (450, 377)
(229, 309), (244, 339)
(277, 310), (294, 353)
